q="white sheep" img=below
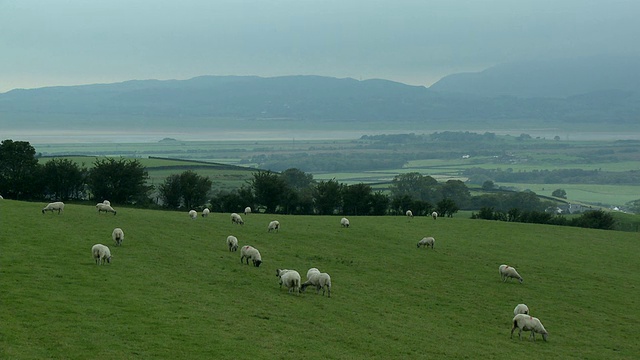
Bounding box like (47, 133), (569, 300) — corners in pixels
(42, 201), (65, 214)
(432, 211), (438, 220)
(511, 314), (548, 341)
(499, 264), (523, 283)
(112, 228), (124, 247)
(300, 268), (332, 297)
(268, 220), (280, 232)
(0, 195), (4, 199)
(244, 206), (252, 215)
(102, 200), (111, 206)
(417, 236), (435, 249)
(226, 235), (238, 252)
(340, 217), (350, 227)
(189, 209), (197, 219)
(514, 304), (529, 316)
(96, 203), (117, 215)
(201, 208), (210, 217)
(231, 212), (244, 225)
(91, 243), (112, 265)
(276, 268), (301, 295)
(240, 245), (262, 267)
(406, 210), (413, 218)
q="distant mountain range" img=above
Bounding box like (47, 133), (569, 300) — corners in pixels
(1, 56), (639, 133)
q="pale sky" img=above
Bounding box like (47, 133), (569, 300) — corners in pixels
(1, 0), (639, 93)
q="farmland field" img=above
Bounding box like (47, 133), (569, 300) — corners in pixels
(1, 200), (638, 359)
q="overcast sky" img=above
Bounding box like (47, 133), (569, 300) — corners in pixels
(1, 0), (639, 93)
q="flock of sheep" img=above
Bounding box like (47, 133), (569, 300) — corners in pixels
(41, 200), (548, 341)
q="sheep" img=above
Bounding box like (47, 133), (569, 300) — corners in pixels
(91, 244), (112, 265)
(276, 268), (301, 295)
(96, 203), (117, 215)
(432, 211), (438, 220)
(416, 236), (435, 249)
(511, 314), (548, 341)
(226, 235), (238, 252)
(406, 210), (413, 218)
(112, 228), (124, 247)
(231, 212), (244, 225)
(300, 268), (332, 297)
(42, 201), (65, 214)
(340, 217), (350, 227)
(244, 206), (252, 215)
(240, 245), (262, 267)
(102, 200), (111, 206)
(499, 264), (524, 283)
(189, 209), (197, 219)
(201, 208), (210, 217)
(514, 304), (529, 316)
(268, 220), (280, 232)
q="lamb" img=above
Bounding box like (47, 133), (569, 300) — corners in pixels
(189, 209), (197, 219)
(416, 236), (435, 249)
(226, 235), (238, 252)
(244, 206), (251, 215)
(514, 304), (529, 316)
(406, 210), (413, 218)
(340, 217), (350, 227)
(42, 201), (65, 214)
(268, 220), (280, 232)
(112, 228), (124, 246)
(201, 208), (210, 217)
(499, 264), (524, 283)
(91, 244), (112, 265)
(300, 268), (332, 297)
(276, 268), (301, 295)
(240, 245), (262, 267)
(432, 211), (438, 220)
(231, 212), (244, 225)
(511, 314), (548, 341)
(96, 203), (117, 215)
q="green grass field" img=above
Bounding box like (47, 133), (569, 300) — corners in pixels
(2, 200), (638, 359)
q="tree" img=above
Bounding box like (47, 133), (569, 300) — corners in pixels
(571, 210), (615, 230)
(625, 199), (640, 214)
(159, 174), (182, 209)
(180, 171), (212, 210)
(0, 139), (41, 199)
(314, 179), (342, 215)
(280, 168), (315, 214)
(481, 180), (495, 190)
(251, 171), (287, 213)
(441, 180), (471, 208)
(370, 191), (390, 215)
(41, 158), (87, 201)
(87, 158), (151, 204)
(342, 183), (372, 215)
(552, 188), (567, 199)
(436, 198), (459, 218)
(389, 172), (438, 202)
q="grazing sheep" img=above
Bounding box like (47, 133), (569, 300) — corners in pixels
(276, 269), (301, 295)
(340, 217), (350, 227)
(300, 268), (332, 297)
(189, 210), (197, 219)
(102, 200), (111, 206)
(0, 195), (3, 199)
(226, 235), (238, 252)
(240, 245), (262, 267)
(112, 228), (124, 246)
(42, 201), (65, 214)
(201, 208), (210, 217)
(231, 212), (244, 225)
(406, 210), (413, 218)
(416, 236), (435, 249)
(268, 220), (280, 232)
(511, 314), (548, 341)
(91, 244), (112, 265)
(432, 211), (438, 220)
(96, 203), (117, 215)
(514, 304), (529, 316)
(244, 206), (252, 215)
(499, 264), (524, 283)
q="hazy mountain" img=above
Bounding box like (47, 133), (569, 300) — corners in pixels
(1, 61), (639, 134)
(429, 55), (640, 98)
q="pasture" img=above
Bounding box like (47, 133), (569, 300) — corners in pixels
(1, 200), (638, 359)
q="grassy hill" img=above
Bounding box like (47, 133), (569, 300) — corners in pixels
(1, 200), (638, 359)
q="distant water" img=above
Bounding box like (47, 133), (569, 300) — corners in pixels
(4, 128), (640, 144)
